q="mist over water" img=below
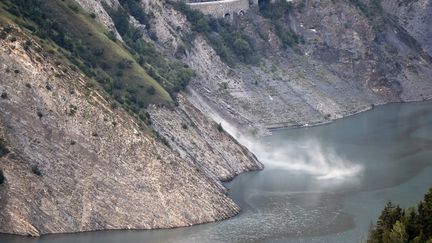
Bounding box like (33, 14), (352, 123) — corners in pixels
(198, 101), (432, 242)
(211, 109), (364, 181)
(250, 139), (364, 180)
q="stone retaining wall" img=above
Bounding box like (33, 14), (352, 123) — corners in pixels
(187, 0), (251, 19)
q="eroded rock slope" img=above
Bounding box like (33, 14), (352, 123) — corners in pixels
(0, 28), (261, 236)
(134, 0), (432, 130)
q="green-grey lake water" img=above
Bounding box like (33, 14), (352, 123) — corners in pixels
(2, 101), (432, 242)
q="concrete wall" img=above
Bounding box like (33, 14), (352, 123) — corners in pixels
(187, 0), (251, 19)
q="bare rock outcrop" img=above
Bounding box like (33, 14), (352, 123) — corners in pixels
(137, 0), (432, 130)
(381, 0), (432, 56)
(0, 30), (249, 236)
(149, 95), (263, 183)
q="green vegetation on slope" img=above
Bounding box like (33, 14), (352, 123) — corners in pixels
(349, 0), (383, 20)
(1, 0), (173, 113)
(104, 2), (195, 96)
(258, 0), (303, 48)
(348, 0), (386, 31)
(170, 1), (258, 66)
(368, 187), (432, 243)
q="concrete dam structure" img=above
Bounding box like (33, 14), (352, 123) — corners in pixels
(186, 0), (281, 19)
(187, 0), (255, 19)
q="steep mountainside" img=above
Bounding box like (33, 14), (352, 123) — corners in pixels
(138, 0), (432, 130)
(0, 0), (432, 236)
(0, 0), (261, 236)
(382, 0), (432, 57)
(69, 0), (432, 129)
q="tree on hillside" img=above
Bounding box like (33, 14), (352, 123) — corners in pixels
(368, 188), (432, 243)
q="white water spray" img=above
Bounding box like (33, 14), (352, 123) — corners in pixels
(233, 126), (363, 180)
(226, 121), (364, 180)
(251, 140), (364, 180)
(187, 90), (363, 180)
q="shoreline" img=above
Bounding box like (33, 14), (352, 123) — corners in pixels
(265, 99), (432, 132)
(2, 99), (432, 238)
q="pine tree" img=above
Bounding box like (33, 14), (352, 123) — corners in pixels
(370, 201), (403, 242)
(418, 188), (432, 239)
(388, 221), (408, 243)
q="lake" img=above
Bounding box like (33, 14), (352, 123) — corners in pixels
(2, 101), (432, 242)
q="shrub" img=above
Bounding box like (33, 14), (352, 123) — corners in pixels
(194, 18), (210, 32)
(0, 31), (6, 39)
(92, 47), (104, 57)
(0, 170), (4, 184)
(233, 38), (253, 61)
(146, 86), (156, 95)
(221, 82), (228, 89)
(181, 123), (188, 129)
(153, 130), (170, 147)
(349, 0), (385, 30)
(149, 30), (158, 41)
(258, 0), (302, 48)
(106, 31), (117, 42)
(0, 138), (10, 157)
(139, 111), (152, 125)
(90, 13), (96, 19)
(259, 0), (293, 19)
(31, 165), (42, 176)
(117, 59), (133, 69)
(3, 26), (13, 33)
(110, 102), (118, 109)
(68, 3), (79, 13)
(118, 0), (151, 27)
(37, 111), (43, 118)
(274, 22), (301, 48)
(217, 123), (223, 132)
(68, 105), (78, 116)
(0, 92), (7, 99)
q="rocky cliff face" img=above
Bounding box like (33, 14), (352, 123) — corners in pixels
(148, 95), (262, 183)
(0, 25), (261, 236)
(187, 1), (432, 131)
(137, 0), (432, 130)
(381, 0), (432, 56)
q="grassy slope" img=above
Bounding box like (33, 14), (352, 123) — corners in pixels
(0, 0), (172, 107)
(54, 0), (172, 105)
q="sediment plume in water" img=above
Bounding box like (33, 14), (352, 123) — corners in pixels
(189, 91), (363, 180)
(253, 140), (364, 180)
(214, 116), (363, 180)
